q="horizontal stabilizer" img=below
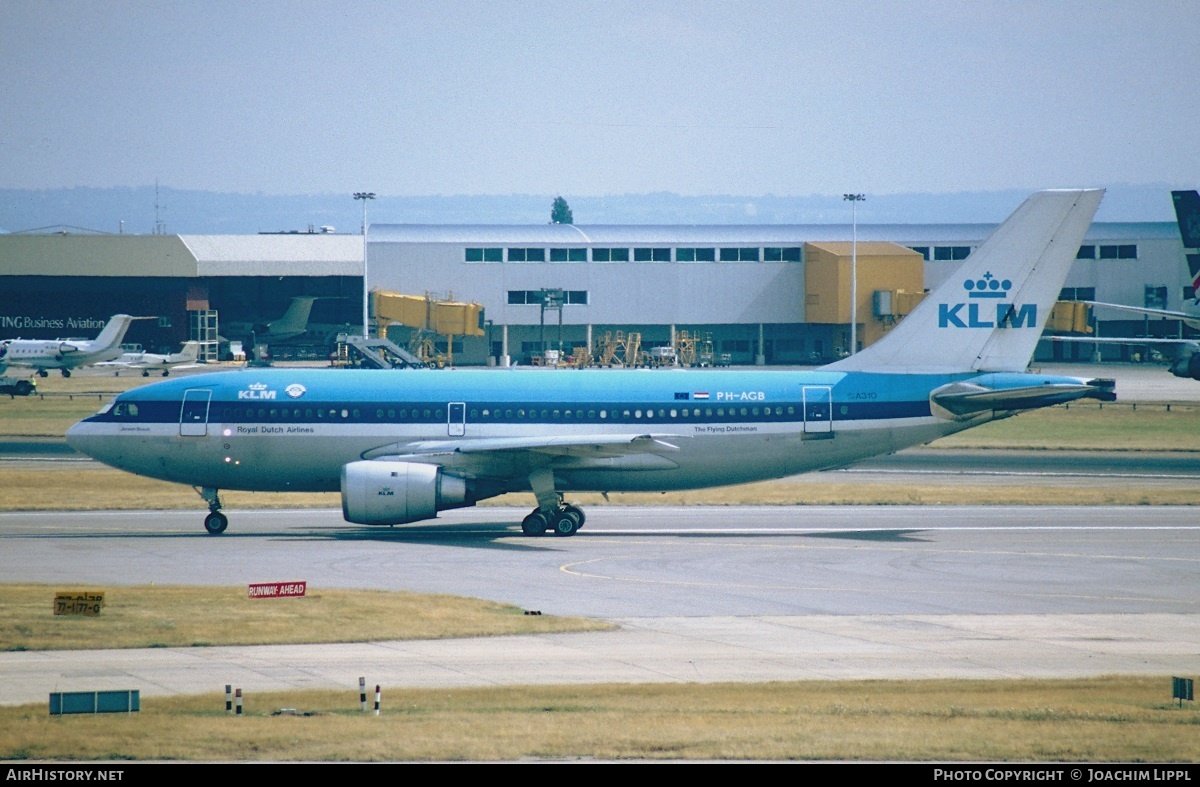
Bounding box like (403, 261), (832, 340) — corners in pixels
(931, 374), (1115, 418)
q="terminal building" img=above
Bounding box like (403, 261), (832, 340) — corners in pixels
(0, 217), (1193, 366)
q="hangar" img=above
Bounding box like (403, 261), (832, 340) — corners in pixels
(365, 219), (1192, 366)
(0, 217), (1192, 366)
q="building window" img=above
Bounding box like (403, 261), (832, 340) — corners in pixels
(465, 247), (503, 262)
(764, 247), (803, 262)
(592, 248), (629, 262)
(1059, 287), (1096, 301)
(549, 248), (587, 262)
(633, 248), (671, 262)
(1145, 285), (1168, 309)
(908, 246), (930, 261)
(507, 248), (545, 262)
(676, 247), (716, 262)
(1099, 245), (1137, 260)
(933, 246), (972, 261)
(720, 248), (760, 261)
(566, 290), (588, 305)
(1076, 245), (1096, 260)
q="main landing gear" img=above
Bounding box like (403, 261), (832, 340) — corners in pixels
(197, 487), (228, 535)
(521, 503), (585, 537)
(522, 467), (585, 537)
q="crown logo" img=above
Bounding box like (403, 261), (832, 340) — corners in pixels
(248, 383), (268, 391)
(963, 272), (1012, 299)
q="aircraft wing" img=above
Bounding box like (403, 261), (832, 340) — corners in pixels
(362, 433), (686, 477)
(1083, 301), (1200, 330)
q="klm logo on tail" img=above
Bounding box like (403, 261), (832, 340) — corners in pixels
(938, 272), (1037, 329)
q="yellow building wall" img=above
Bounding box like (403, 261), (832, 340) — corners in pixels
(804, 242), (926, 351)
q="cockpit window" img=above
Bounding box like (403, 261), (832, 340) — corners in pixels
(112, 402), (139, 418)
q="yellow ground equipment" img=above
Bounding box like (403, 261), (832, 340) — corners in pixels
(372, 290), (485, 366)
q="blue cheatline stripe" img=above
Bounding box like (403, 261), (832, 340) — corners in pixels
(91, 397), (933, 426)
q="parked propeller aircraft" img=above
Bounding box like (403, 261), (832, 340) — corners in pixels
(0, 315), (137, 377)
(96, 340), (204, 377)
(68, 190), (1115, 536)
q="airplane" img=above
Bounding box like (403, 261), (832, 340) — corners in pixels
(0, 314), (137, 378)
(220, 296), (320, 344)
(95, 340), (205, 377)
(1049, 190), (1200, 379)
(67, 189), (1115, 537)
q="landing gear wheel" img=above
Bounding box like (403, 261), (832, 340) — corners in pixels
(552, 509), (581, 537)
(562, 504), (585, 529)
(204, 511), (228, 535)
(60, 369), (71, 378)
(521, 511), (549, 536)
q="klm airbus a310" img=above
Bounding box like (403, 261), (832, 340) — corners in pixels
(68, 189), (1115, 536)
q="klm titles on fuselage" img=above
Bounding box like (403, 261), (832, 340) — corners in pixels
(237, 383), (307, 401)
(938, 273), (1036, 329)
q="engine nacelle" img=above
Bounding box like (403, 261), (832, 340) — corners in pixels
(341, 461), (469, 525)
(1169, 352), (1200, 381)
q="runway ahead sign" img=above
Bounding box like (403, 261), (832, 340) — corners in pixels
(247, 582), (307, 599)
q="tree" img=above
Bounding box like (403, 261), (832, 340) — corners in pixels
(551, 196), (573, 225)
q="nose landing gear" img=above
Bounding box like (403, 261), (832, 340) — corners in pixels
(196, 487), (228, 535)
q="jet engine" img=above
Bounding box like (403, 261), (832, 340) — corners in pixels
(1169, 351), (1200, 380)
(340, 460), (470, 525)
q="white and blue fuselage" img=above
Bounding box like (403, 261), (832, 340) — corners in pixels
(67, 365), (1100, 494)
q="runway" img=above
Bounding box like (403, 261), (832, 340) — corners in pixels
(1, 505), (1198, 705)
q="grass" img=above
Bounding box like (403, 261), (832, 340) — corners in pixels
(1, 677), (1196, 761)
(0, 584), (611, 652)
(933, 402), (1200, 451)
(2, 462), (1198, 512)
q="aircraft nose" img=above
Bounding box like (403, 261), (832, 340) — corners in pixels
(65, 420), (104, 459)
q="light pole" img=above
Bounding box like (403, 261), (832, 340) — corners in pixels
(843, 193), (865, 356)
(354, 192), (376, 338)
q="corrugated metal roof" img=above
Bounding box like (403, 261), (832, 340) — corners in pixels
(370, 222), (1177, 245)
(181, 235), (362, 276)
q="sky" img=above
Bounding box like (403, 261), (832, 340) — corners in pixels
(3, 0), (1198, 198)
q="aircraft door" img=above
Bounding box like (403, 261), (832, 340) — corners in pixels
(802, 386), (833, 434)
(448, 402), (466, 437)
(180, 389), (212, 437)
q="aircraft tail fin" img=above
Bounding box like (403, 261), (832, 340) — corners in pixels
(268, 296), (318, 336)
(1172, 190), (1200, 248)
(177, 341), (202, 361)
(93, 315), (135, 350)
(826, 189), (1104, 374)
(1173, 191), (1200, 301)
